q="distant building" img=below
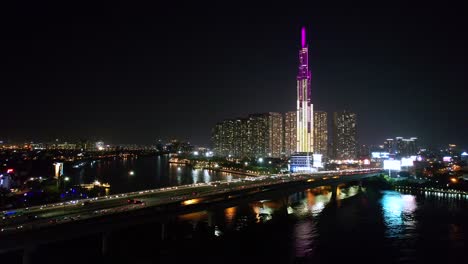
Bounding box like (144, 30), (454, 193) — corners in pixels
(283, 111), (297, 156)
(313, 111), (327, 158)
(0, 173), (13, 190)
(333, 110), (357, 160)
(212, 113), (283, 158)
(383, 136), (418, 157)
(268, 113), (283, 158)
(384, 138), (395, 154)
(359, 144), (370, 158)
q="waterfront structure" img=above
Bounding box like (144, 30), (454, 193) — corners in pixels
(333, 110), (357, 160)
(313, 111), (327, 158)
(283, 111), (297, 156)
(296, 27), (314, 153)
(212, 113), (283, 158)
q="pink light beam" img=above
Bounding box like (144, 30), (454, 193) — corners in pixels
(301, 26), (306, 48)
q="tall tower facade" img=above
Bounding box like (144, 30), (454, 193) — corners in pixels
(296, 27), (314, 153)
(313, 111), (328, 157)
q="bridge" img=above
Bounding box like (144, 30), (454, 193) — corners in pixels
(0, 168), (383, 263)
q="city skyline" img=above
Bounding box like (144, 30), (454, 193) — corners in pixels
(2, 2), (467, 149)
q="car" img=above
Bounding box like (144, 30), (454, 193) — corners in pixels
(127, 199), (144, 204)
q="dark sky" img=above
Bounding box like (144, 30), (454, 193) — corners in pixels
(2, 1), (467, 149)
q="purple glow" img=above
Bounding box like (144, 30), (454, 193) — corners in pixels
(301, 27), (306, 48)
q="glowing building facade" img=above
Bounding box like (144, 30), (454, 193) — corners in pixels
(212, 113), (283, 158)
(333, 110), (357, 160)
(283, 111), (297, 156)
(313, 111), (327, 157)
(296, 27), (314, 153)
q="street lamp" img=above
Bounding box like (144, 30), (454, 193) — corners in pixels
(258, 158), (264, 163)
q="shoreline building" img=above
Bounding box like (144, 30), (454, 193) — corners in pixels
(283, 111), (297, 156)
(313, 111), (328, 158)
(212, 113), (283, 158)
(333, 110), (357, 160)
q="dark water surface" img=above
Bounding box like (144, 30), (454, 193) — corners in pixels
(66, 155), (240, 194)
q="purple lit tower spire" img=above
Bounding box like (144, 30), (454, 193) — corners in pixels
(296, 26), (314, 153)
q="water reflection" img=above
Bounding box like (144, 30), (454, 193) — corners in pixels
(203, 170), (210, 183)
(294, 219), (317, 258)
(67, 156), (244, 195)
(224, 207), (237, 228)
(381, 191), (417, 238)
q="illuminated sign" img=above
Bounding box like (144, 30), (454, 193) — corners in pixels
(443, 156), (452, 162)
(371, 152), (390, 159)
(53, 162), (63, 179)
(384, 160), (401, 171)
(401, 158), (414, 167)
(313, 154), (323, 168)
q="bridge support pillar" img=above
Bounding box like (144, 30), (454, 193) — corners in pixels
(23, 245), (36, 264)
(102, 231), (112, 257)
(207, 210), (215, 228)
(161, 223), (167, 241)
(330, 185), (338, 201)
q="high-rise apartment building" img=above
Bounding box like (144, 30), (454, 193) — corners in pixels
(313, 111), (327, 157)
(212, 113), (283, 158)
(283, 111), (297, 156)
(268, 113), (283, 158)
(333, 110), (357, 160)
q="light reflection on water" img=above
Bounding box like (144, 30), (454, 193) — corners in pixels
(294, 219), (317, 258)
(69, 156), (242, 195)
(381, 191), (417, 238)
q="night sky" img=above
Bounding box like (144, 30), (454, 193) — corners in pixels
(2, 2), (467, 149)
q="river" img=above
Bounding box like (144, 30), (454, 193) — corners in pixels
(10, 157), (468, 264)
(65, 155), (242, 194)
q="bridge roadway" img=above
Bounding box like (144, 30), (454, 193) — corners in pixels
(0, 168), (383, 256)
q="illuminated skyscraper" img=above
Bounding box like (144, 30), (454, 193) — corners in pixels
(333, 111), (357, 160)
(313, 111), (327, 157)
(284, 111), (297, 156)
(296, 27), (314, 153)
